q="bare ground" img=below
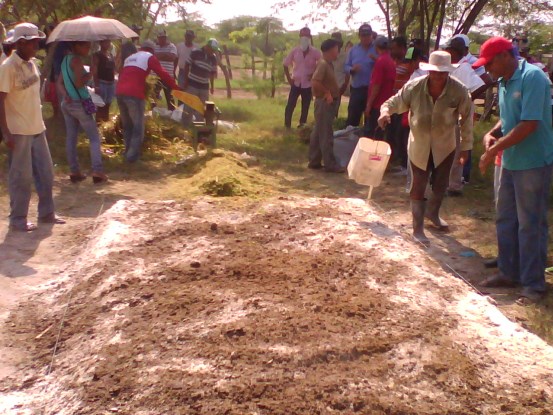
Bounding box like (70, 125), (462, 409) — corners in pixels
(1, 195), (553, 415)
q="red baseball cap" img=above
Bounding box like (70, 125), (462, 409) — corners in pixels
(472, 36), (513, 69)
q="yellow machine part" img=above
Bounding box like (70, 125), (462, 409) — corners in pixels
(172, 90), (205, 114)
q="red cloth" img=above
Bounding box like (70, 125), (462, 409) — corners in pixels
(116, 52), (178, 100)
(368, 52), (396, 110)
(495, 150), (503, 167)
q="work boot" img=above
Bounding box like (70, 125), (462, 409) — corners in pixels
(426, 193), (449, 230)
(411, 200), (430, 246)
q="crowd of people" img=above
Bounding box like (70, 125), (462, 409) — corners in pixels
(0, 21), (222, 232)
(1, 18), (553, 304)
(290, 23), (553, 304)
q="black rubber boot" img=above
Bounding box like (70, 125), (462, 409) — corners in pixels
(411, 200), (430, 246)
(426, 193), (449, 230)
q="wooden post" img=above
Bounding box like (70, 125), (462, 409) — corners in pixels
(223, 45), (233, 80)
(219, 63), (232, 99)
(250, 46), (256, 76)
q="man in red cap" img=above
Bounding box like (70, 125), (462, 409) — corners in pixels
(476, 37), (553, 304)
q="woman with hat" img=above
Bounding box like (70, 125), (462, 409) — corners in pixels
(378, 51), (473, 245)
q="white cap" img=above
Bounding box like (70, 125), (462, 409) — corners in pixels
(5, 23), (45, 44)
(452, 34), (470, 47)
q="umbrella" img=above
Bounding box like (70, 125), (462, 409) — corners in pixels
(47, 15), (138, 43)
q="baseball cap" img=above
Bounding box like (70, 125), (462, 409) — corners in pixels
(472, 36), (513, 69)
(206, 38), (221, 52)
(374, 36), (389, 50)
(452, 34), (470, 47)
(141, 39), (156, 50)
(445, 37), (466, 54)
(185, 30), (195, 37)
(5, 23), (46, 44)
(320, 38), (339, 52)
(359, 23), (372, 36)
(156, 29), (167, 37)
(131, 24), (143, 32)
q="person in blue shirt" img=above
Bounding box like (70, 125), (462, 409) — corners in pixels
(343, 23), (376, 127)
(477, 37), (553, 304)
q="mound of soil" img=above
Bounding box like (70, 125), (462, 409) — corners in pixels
(1, 197), (552, 415)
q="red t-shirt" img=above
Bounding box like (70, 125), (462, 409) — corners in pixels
(368, 52), (396, 110)
(116, 51), (178, 100)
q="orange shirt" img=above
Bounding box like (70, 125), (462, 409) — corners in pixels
(393, 61), (413, 93)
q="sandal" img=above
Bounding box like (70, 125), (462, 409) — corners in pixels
(92, 172), (109, 184)
(480, 274), (518, 288)
(69, 172), (87, 183)
(9, 222), (37, 232)
(38, 214), (66, 224)
(516, 289), (546, 305)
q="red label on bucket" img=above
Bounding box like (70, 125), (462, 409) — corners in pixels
(369, 155), (382, 161)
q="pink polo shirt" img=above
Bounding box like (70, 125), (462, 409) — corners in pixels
(283, 46), (321, 89)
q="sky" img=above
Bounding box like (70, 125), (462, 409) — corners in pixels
(174, 0), (385, 34)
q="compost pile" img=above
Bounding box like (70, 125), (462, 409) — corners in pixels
(1, 197), (553, 415)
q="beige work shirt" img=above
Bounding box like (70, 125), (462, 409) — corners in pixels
(381, 75), (473, 170)
(311, 59), (339, 99)
(0, 53), (45, 136)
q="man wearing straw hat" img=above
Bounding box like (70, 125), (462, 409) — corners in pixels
(0, 23), (65, 231)
(378, 51), (472, 245)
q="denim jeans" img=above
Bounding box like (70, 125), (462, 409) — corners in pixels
(117, 95), (146, 163)
(284, 85), (312, 128)
(98, 80), (115, 105)
(346, 86), (368, 127)
(496, 164), (553, 292)
(61, 101), (104, 173)
(8, 132), (55, 227)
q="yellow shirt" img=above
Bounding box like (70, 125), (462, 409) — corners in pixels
(0, 53), (45, 136)
(381, 75), (473, 170)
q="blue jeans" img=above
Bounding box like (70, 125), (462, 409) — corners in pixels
(98, 80), (115, 105)
(61, 101), (104, 173)
(347, 86), (368, 127)
(284, 85), (312, 128)
(7, 132), (55, 227)
(117, 95), (145, 163)
(496, 164), (553, 292)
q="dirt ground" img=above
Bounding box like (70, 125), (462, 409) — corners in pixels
(1, 192), (553, 414)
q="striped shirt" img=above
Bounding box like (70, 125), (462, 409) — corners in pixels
(187, 48), (217, 90)
(154, 42), (177, 76)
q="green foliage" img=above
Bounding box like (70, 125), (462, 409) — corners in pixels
(200, 176), (248, 196)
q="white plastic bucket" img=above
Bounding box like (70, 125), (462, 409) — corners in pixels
(347, 138), (391, 198)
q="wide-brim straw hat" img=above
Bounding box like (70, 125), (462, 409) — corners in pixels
(419, 51), (458, 72)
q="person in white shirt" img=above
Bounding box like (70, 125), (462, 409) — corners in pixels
(154, 29), (177, 110)
(445, 37), (489, 195)
(177, 30), (198, 89)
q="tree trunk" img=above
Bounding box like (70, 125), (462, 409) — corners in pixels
(223, 45), (233, 80)
(219, 62), (232, 99)
(456, 0), (489, 34)
(251, 47), (256, 77)
(145, 1), (164, 39)
(434, 0), (447, 50)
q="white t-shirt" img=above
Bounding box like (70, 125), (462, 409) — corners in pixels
(409, 68), (428, 81)
(451, 60), (485, 93)
(154, 42), (177, 75)
(466, 52), (485, 76)
(0, 53), (45, 135)
(177, 42), (198, 69)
